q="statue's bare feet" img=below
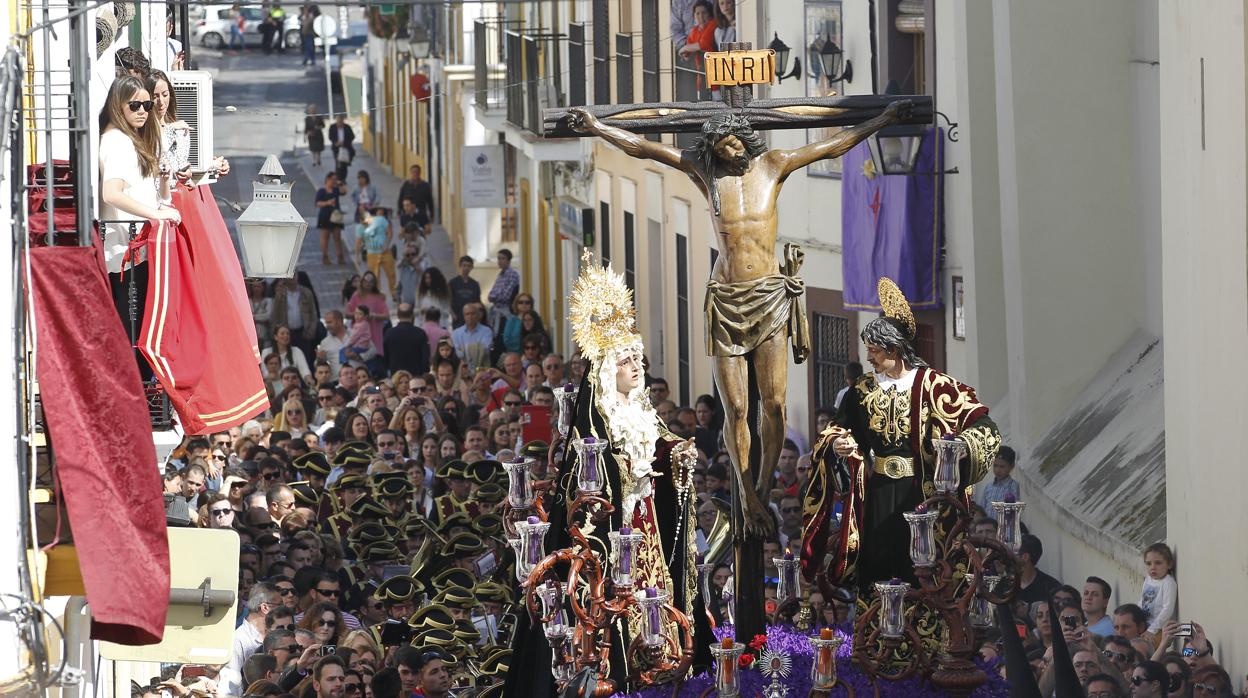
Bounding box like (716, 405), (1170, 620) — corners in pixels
(740, 488), (775, 539)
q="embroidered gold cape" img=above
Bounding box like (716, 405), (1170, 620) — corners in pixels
(801, 367), (1001, 590)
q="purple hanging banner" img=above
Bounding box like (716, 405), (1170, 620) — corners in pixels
(840, 128), (943, 310)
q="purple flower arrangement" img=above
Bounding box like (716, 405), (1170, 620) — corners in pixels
(610, 624), (1011, 698)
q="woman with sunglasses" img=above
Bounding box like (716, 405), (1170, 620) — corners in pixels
(500, 294), (545, 353)
(298, 601), (347, 646)
(273, 398), (310, 439)
(99, 76), (180, 329)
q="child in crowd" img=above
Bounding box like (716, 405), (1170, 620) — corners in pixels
(1140, 541), (1177, 636)
(975, 445), (1021, 517)
(340, 305), (375, 367)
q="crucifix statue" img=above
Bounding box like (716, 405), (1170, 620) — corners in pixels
(546, 42), (927, 642)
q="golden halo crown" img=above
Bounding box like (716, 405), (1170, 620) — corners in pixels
(570, 248), (641, 362)
(877, 277), (916, 339)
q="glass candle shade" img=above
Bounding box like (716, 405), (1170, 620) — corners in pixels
(515, 516), (550, 580)
(696, 560), (716, 610)
(970, 574), (1001, 629)
(931, 435), (967, 494)
(608, 527), (644, 588)
(503, 457), (536, 509)
(555, 383), (578, 438)
(550, 627), (576, 682)
(874, 579), (910, 639)
(507, 535), (525, 582)
(903, 507), (940, 567)
(773, 551), (801, 602)
(572, 436), (607, 494)
(637, 587), (668, 648)
(721, 576), (736, 626)
(991, 498), (1027, 553)
(538, 579), (569, 640)
(809, 627), (844, 689)
(710, 639), (745, 697)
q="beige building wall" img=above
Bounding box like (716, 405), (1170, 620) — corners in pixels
(1159, 0), (1248, 675)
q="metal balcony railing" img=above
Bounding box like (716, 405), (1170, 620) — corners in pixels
(504, 30), (566, 135)
(473, 19), (514, 113)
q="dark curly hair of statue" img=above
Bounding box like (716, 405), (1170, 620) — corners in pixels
(686, 113), (767, 215)
(861, 316), (928, 368)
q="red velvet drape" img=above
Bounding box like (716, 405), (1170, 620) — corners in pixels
(137, 185), (267, 434)
(28, 244), (169, 645)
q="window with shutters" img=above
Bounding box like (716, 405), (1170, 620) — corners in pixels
(592, 0), (610, 103)
(812, 312), (851, 411)
(569, 22), (587, 107)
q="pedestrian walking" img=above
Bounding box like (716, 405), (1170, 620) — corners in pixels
(315, 171), (347, 265)
(300, 6), (318, 66)
(229, 6), (245, 50)
(304, 105), (325, 166)
(259, 12), (277, 54)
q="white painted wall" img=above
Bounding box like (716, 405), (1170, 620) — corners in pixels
(991, 0), (1153, 455)
(1159, 0), (1248, 678)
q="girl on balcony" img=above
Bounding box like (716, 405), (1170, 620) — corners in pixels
(98, 76), (181, 325)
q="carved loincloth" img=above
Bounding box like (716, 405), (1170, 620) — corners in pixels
(704, 242), (811, 363)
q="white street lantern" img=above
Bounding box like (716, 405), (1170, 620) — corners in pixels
(235, 155), (307, 278)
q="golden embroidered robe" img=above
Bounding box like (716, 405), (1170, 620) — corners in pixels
(801, 367), (1001, 592)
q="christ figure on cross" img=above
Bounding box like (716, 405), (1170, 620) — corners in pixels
(569, 100), (912, 538)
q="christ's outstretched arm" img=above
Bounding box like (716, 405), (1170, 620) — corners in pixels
(775, 99), (914, 177)
(569, 107), (692, 173)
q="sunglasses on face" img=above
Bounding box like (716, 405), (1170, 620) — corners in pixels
(317, 618), (337, 627)
(230, 481), (246, 489)
(127, 100), (154, 113)
(263, 472), (280, 480)
(345, 685), (362, 694)
(1131, 676), (1154, 686)
(316, 588), (340, 597)
(211, 508), (233, 516)
(504, 400), (522, 407)
(213, 454), (228, 462)
(1102, 650), (1129, 662)
(277, 587), (296, 596)
(319, 394), (334, 401)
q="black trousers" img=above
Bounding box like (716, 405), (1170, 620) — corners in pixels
(109, 262), (152, 381)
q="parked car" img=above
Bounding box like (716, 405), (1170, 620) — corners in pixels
(192, 4), (301, 50)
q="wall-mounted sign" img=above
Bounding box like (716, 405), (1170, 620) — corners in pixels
(461, 145), (505, 208)
(557, 200), (584, 237)
(704, 49), (776, 86)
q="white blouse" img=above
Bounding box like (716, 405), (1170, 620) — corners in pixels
(98, 128), (160, 274)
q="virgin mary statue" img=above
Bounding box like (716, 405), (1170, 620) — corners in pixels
(505, 251), (709, 697)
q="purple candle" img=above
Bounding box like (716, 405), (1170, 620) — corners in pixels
(526, 515), (542, 565)
(645, 587), (662, 636)
(582, 437), (600, 485)
(619, 527), (633, 574)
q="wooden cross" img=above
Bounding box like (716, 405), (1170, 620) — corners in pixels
(543, 41), (930, 646)
(544, 43), (931, 137)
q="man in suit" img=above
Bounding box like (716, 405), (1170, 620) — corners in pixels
(330, 114), (355, 167)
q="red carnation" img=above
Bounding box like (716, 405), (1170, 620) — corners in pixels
(738, 653), (755, 668)
(749, 634), (768, 650)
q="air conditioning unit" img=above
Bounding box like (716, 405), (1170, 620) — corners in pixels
(169, 70), (215, 175)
